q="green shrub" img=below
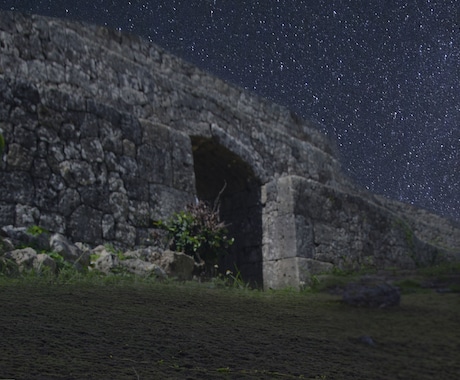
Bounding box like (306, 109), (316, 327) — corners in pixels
(26, 225), (49, 236)
(153, 201), (234, 267)
(47, 251), (75, 273)
(103, 243), (126, 260)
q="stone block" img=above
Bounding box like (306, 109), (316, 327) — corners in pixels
(109, 192), (129, 221)
(118, 156), (139, 180)
(59, 160), (96, 186)
(81, 138), (104, 163)
(102, 214), (115, 240)
(120, 113), (142, 145)
(15, 204), (40, 226)
(124, 178), (149, 202)
(68, 205), (102, 244)
(0, 203), (15, 226)
(262, 257), (334, 290)
(58, 188), (81, 216)
(39, 213), (65, 234)
(263, 258), (300, 290)
(6, 143), (33, 170)
(149, 184), (193, 221)
(0, 171), (34, 204)
(137, 144), (172, 185)
(114, 222), (136, 247)
(263, 213), (297, 261)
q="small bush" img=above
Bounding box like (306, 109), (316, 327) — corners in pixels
(153, 201), (234, 268)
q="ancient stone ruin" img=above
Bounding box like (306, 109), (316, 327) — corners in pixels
(0, 11), (459, 288)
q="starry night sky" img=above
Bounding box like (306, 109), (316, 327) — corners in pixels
(1, 1), (459, 222)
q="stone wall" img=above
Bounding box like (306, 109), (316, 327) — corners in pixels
(0, 79), (195, 247)
(1, 11), (459, 288)
(261, 176), (459, 289)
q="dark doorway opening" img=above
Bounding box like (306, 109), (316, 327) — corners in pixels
(191, 136), (263, 287)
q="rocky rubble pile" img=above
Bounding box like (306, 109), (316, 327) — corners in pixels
(0, 225), (195, 280)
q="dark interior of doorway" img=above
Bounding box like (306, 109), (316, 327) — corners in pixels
(191, 136), (263, 287)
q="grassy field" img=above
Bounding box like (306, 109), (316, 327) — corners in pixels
(0, 267), (459, 380)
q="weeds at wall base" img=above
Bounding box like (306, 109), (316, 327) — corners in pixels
(1, 246), (460, 295)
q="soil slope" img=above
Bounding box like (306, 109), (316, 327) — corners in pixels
(1, 281), (459, 379)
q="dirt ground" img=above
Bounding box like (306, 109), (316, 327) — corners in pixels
(1, 278), (459, 380)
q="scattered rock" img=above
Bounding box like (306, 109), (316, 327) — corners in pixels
(153, 265), (168, 279)
(99, 247), (194, 280)
(93, 251), (120, 274)
(0, 225), (188, 280)
(0, 235), (15, 252)
(50, 233), (90, 270)
(343, 280), (401, 308)
(1, 225), (50, 251)
(4, 247), (37, 272)
(119, 258), (164, 277)
(357, 335), (375, 346)
(34, 253), (57, 273)
(2, 247), (57, 274)
(124, 246), (161, 262)
(155, 250), (195, 281)
(91, 245), (109, 255)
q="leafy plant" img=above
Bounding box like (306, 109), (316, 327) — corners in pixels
(210, 266), (249, 289)
(90, 253), (100, 264)
(103, 243), (126, 260)
(224, 267), (248, 289)
(27, 225), (49, 236)
(153, 201), (234, 268)
(47, 251), (75, 274)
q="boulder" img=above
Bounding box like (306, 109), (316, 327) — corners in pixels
(0, 235), (15, 253)
(91, 245), (109, 255)
(91, 247), (167, 278)
(34, 253), (57, 274)
(50, 233), (90, 269)
(356, 335), (376, 346)
(4, 247), (37, 272)
(342, 280), (401, 308)
(119, 258), (166, 278)
(1, 225), (50, 251)
(93, 249), (120, 274)
(120, 247), (193, 280)
(155, 250), (195, 281)
(124, 246), (161, 262)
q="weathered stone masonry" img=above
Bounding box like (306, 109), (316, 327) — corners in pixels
(1, 12), (459, 288)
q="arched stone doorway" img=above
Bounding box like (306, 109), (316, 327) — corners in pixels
(191, 136), (263, 287)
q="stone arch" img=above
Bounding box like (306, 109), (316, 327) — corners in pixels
(191, 136), (263, 286)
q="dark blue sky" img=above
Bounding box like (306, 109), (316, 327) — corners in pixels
(1, 1), (459, 221)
